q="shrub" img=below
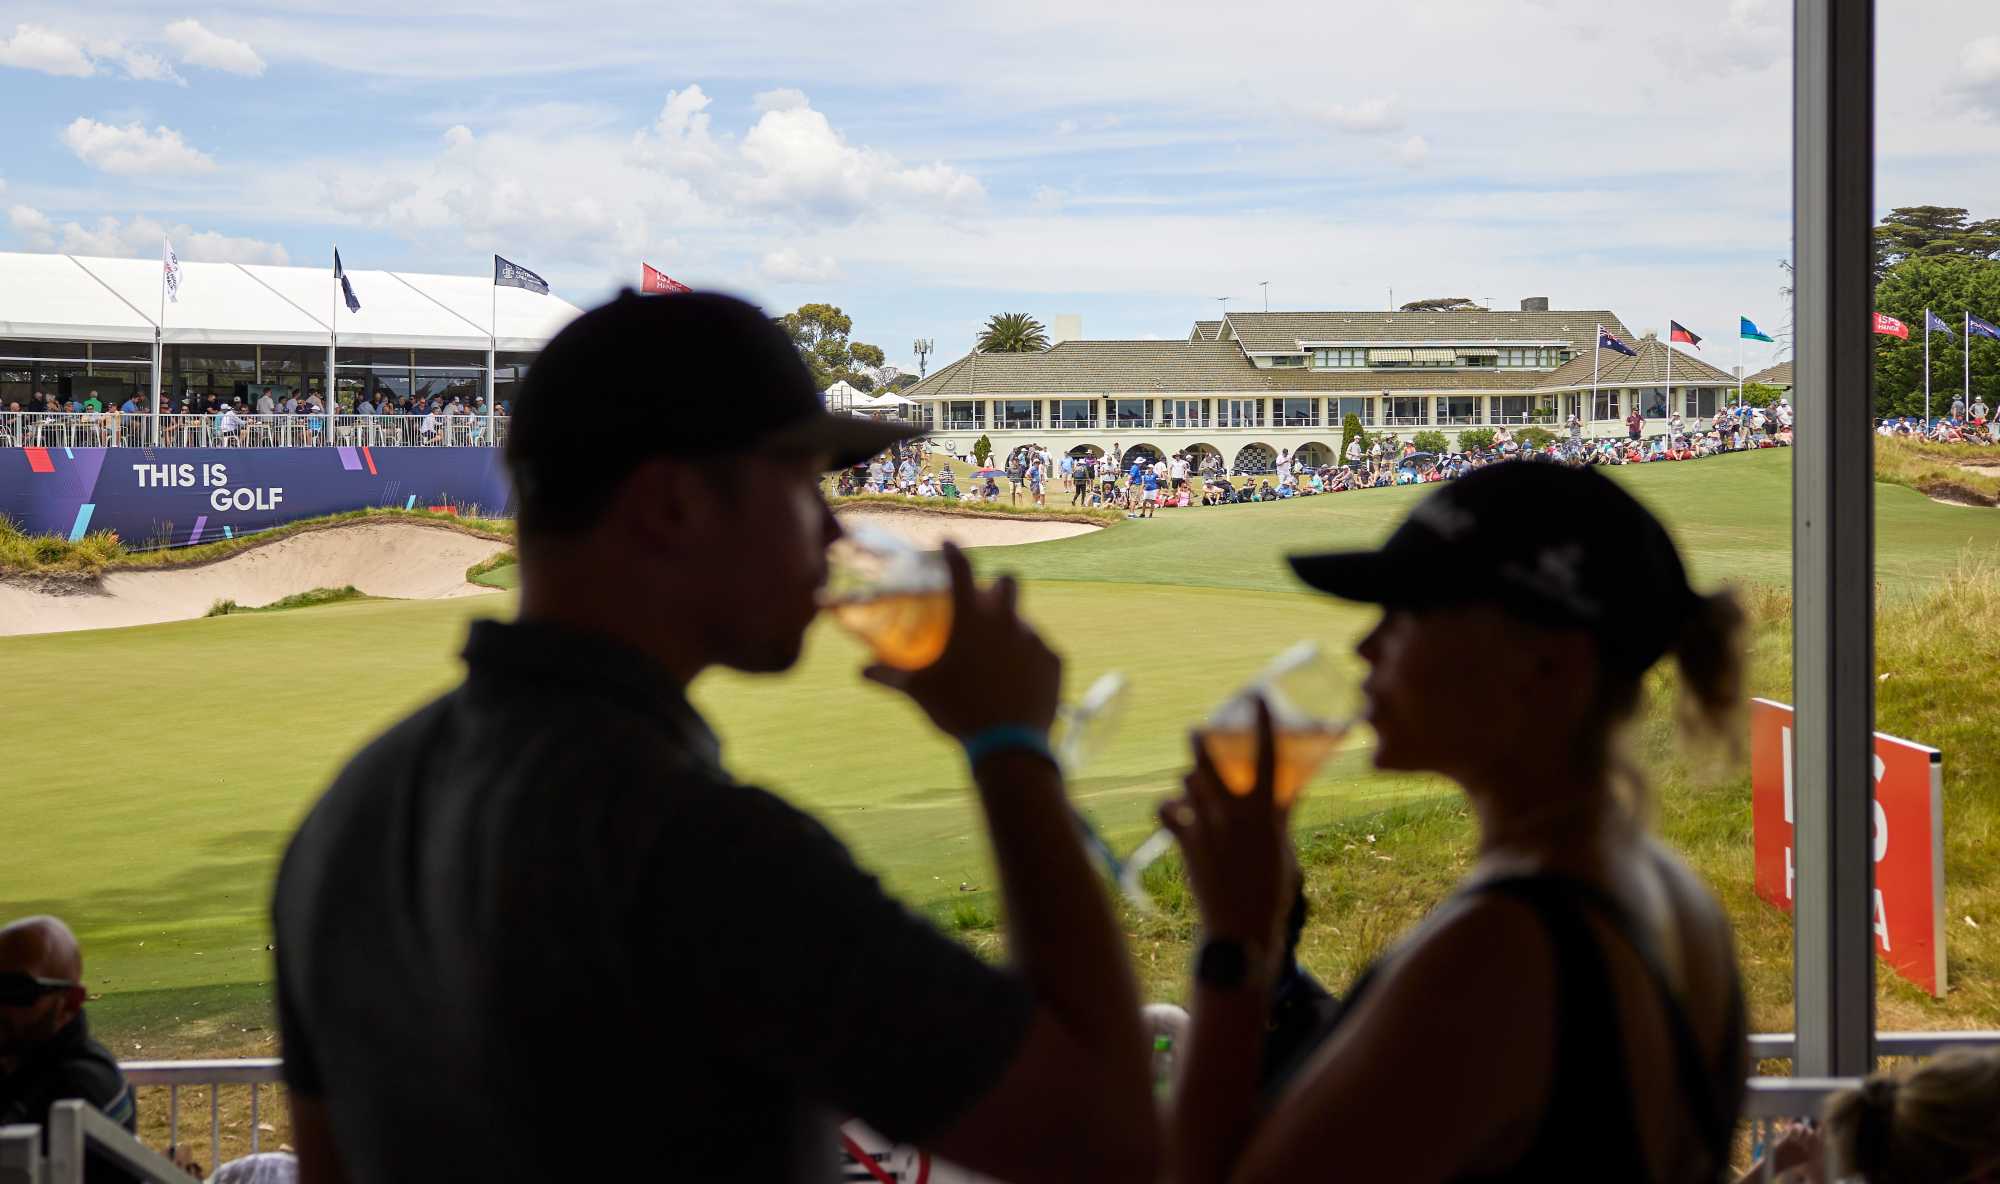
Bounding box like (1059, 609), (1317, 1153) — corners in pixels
(1516, 426), (1557, 450)
(1340, 412), (1366, 460)
(1456, 427), (1497, 452)
(971, 433), (994, 465)
(1740, 382), (1785, 409)
(1410, 429), (1450, 454)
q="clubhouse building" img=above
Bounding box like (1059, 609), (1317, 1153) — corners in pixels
(903, 301), (1740, 470)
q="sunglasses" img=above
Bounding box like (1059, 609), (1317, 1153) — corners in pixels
(0, 972), (80, 1007)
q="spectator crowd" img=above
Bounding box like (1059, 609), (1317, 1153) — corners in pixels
(837, 398), (1823, 515)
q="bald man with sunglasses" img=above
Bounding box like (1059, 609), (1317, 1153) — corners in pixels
(0, 916), (137, 1177)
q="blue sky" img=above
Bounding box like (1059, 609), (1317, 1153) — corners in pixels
(5, 0), (2000, 376)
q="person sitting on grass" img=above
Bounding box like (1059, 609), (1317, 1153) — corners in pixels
(272, 292), (1157, 1184)
(1159, 461), (1747, 1184)
(0, 915), (138, 1182)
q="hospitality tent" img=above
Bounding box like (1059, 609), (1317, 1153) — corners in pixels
(0, 252), (585, 350)
(0, 251), (586, 440)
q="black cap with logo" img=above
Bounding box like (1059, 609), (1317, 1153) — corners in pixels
(506, 290), (920, 514)
(1288, 461), (1698, 675)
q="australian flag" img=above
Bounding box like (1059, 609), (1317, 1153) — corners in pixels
(333, 249), (361, 314)
(1599, 328), (1639, 357)
(1969, 313), (2000, 341)
(494, 255), (550, 295)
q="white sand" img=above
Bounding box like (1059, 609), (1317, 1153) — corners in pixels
(835, 507), (1100, 549)
(0, 522), (510, 637)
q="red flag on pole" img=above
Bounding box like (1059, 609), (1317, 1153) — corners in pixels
(641, 263), (691, 294)
(1872, 312), (1910, 339)
(1669, 320), (1703, 349)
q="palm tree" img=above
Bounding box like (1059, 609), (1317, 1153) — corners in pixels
(978, 312), (1051, 353)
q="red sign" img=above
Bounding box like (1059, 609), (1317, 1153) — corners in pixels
(1872, 312), (1910, 339)
(1750, 698), (1947, 996)
(641, 263), (692, 294)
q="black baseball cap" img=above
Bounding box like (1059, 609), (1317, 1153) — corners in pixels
(506, 290), (919, 510)
(1288, 461), (1697, 674)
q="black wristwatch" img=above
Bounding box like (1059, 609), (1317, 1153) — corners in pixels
(1194, 936), (1267, 991)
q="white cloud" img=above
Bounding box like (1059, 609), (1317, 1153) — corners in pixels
(89, 39), (183, 83)
(1054, 118), (1078, 135)
(0, 23), (94, 76)
(739, 102), (984, 217)
(752, 87), (809, 113)
(1958, 36), (2000, 115)
(9, 204), (288, 264)
(760, 247), (841, 283)
(1394, 134), (1429, 167)
(62, 118), (217, 175)
(1314, 98), (1403, 133)
(1031, 185), (1066, 211)
(163, 18), (265, 76)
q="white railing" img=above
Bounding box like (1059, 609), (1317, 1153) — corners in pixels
(0, 412), (510, 448)
(122, 1057), (284, 1172)
(1, 1099), (191, 1184)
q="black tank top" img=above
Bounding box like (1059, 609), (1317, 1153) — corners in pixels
(1265, 871), (1745, 1182)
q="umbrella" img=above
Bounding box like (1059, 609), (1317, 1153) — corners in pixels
(972, 468), (1007, 479)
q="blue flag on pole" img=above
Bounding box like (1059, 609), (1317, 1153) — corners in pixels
(1968, 314), (2000, 341)
(1740, 316), (1774, 343)
(494, 255), (549, 295)
(1924, 310), (1954, 337)
(332, 249), (361, 314)
(1598, 328), (1638, 357)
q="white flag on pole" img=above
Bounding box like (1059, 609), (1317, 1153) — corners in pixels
(163, 238), (182, 304)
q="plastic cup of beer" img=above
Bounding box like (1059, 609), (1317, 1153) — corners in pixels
(1197, 641), (1357, 809)
(822, 525), (954, 671)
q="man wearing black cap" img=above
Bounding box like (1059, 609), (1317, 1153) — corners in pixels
(272, 292), (1155, 1184)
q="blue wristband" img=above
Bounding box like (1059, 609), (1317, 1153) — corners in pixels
(961, 724), (1058, 770)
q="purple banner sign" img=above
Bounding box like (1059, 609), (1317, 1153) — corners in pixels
(1, 446), (514, 548)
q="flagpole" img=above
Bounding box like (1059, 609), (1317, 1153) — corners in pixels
(1967, 311), (1973, 422)
(1664, 326), (1672, 432)
(487, 257), (498, 448)
(1592, 322), (1608, 438)
(152, 241), (167, 447)
(1924, 307), (1931, 429)
(330, 246), (341, 443)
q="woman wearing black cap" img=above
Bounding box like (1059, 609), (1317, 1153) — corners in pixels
(1160, 461), (1748, 1183)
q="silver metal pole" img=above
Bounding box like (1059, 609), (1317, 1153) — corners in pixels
(1791, 0), (1877, 1079)
(487, 281), (498, 446)
(1924, 307), (1931, 427)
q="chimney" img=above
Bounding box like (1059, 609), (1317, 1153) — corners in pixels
(1051, 314), (1082, 345)
(1520, 297), (1549, 312)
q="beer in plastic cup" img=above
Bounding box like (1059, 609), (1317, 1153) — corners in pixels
(828, 589), (954, 671)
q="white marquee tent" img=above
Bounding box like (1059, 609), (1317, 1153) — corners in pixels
(0, 252), (585, 351)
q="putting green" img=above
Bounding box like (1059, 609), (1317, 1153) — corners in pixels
(6, 448), (2000, 1049)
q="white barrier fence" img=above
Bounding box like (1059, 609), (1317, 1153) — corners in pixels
(0, 412), (509, 450)
(2, 1033), (1995, 1183)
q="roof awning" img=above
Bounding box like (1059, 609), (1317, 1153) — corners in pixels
(1457, 347), (1499, 357)
(1369, 348), (1413, 362)
(1411, 348), (1458, 362)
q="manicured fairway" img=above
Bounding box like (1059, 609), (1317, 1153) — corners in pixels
(7, 447), (2000, 1050)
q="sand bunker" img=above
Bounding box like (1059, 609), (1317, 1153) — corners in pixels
(835, 507), (1101, 549)
(0, 521), (510, 637)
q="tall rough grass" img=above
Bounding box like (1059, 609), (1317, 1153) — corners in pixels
(1874, 437), (2000, 505)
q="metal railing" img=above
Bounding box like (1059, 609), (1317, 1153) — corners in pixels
(121, 1057), (285, 1172)
(0, 412), (510, 448)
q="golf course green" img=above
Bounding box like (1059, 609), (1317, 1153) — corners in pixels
(6, 448), (1999, 1056)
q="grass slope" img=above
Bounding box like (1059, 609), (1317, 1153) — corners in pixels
(5, 447), (2000, 1063)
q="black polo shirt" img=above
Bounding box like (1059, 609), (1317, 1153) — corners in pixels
(0, 1012), (137, 1183)
(273, 620), (1032, 1183)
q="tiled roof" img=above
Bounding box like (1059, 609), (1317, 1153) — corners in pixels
(1221, 309), (1633, 353)
(1189, 320), (1222, 341)
(904, 340), (1569, 397)
(1746, 360), (1793, 387)
(1542, 336), (1737, 388)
